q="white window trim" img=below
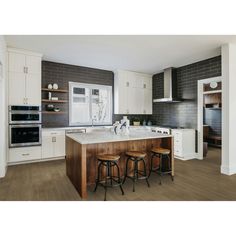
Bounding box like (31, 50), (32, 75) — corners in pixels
(69, 82), (113, 126)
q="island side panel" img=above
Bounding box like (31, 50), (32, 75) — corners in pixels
(85, 137), (174, 185)
(66, 136), (87, 199)
(160, 136), (174, 176)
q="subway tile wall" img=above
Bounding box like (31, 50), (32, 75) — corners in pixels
(151, 56), (221, 129)
(42, 61), (150, 127)
(42, 56), (221, 128)
(42, 61), (114, 127)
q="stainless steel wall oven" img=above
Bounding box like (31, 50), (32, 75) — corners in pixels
(9, 106), (42, 147)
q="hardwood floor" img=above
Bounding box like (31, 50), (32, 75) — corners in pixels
(1, 147), (235, 201)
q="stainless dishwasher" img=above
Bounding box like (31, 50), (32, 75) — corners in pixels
(66, 128), (86, 134)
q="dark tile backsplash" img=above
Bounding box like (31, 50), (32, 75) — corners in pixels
(42, 61), (150, 127)
(150, 56), (221, 129)
(42, 56), (221, 128)
(42, 61), (114, 127)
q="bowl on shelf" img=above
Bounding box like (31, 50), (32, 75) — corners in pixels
(46, 104), (55, 111)
(54, 108), (60, 112)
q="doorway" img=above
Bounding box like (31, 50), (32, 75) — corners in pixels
(197, 77), (222, 167)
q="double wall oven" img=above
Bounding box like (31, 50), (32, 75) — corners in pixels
(9, 106), (42, 147)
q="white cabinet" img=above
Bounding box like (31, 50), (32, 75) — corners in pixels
(8, 48), (42, 106)
(114, 70), (152, 115)
(171, 129), (196, 160)
(8, 146), (42, 163)
(42, 130), (65, 159)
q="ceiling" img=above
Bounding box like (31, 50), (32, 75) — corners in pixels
(4, 35), (236, 74)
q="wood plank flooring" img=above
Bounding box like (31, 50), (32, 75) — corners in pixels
(1, 147), (235, 201)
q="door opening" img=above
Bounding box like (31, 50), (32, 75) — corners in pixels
(197, 77), (222, 169)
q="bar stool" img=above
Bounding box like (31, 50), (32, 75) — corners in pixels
(94, 154), (124, 201)
(123, 151), (150, 192)
(149, 147), (174, 185)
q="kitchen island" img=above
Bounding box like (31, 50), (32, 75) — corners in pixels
(66, 131), (174, 199)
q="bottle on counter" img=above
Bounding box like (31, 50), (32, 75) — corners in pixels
(121, 116), (130, 135)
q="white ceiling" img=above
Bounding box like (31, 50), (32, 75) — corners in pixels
(4, 35), (236, 74)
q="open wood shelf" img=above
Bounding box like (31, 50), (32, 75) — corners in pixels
(42, 111), (67, 114)
(42, 99), (68, 103)
(41, 88), (68, 93)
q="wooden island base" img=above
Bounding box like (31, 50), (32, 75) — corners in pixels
(66, 137), (174, 199)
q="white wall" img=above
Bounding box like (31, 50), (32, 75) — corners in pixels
(0, 35), (7, 178)
(221, 44), (236, 175)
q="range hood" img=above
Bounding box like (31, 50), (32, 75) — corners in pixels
(153, 67), (181, 103)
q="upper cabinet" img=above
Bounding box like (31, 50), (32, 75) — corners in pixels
(114, 70), (153, 115)
(8, 48), (42, 106)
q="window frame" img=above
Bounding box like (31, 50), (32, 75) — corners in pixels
(69, 82), (113, 126)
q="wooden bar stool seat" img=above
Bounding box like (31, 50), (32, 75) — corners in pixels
(97, 154), (120, 161)
(94, 154), (124, 201)
(149, 147), (173, 185)
(123, 151), (150, 192)
(125, 151), (146, 159)
(151, 147), (170, 155)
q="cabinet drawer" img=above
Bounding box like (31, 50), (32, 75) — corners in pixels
(9, 146), (42, 163)
(174, 149), (183, 157)
(42, 130), (65, 137)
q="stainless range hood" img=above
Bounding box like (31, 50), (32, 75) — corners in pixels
(153, 67), (181, 103)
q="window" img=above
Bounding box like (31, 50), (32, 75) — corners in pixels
(69, 82), (112, 126)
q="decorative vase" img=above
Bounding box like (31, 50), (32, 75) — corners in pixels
(53, 83), (58, 90)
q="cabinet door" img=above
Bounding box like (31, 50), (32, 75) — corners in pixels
(42, 136), (54, 159)
(8, 72), (26, 105)
(8, 52), (26, 73)
(54, 135), (65, 157)
(25, 74), (41, 105)
(117, 86), (129, 114)
(26, 55), (41, 74)
(131, 87), (144, 114)
(143, 76), (152, 89)
(144, 88), (152, 114)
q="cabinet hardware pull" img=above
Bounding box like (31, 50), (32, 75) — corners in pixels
(22, 153), (29, 156)
(143, 84), (146, 88)
(126, 82), (129, 87)
(52, 137), (56, 142)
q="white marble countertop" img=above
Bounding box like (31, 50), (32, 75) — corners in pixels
(42, 125), (156, 130)
(66, 130), (172, 144)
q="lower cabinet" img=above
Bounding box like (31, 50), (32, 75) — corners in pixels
(42, 130), (65, 159)
(8, 146), (42, 163)
(171, 129), (196, 160)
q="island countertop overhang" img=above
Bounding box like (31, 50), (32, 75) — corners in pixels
(66, 131), (173, 145)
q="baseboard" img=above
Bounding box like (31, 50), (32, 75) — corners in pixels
(221, 165), (236, 175)
(7, 156), (65, 166)
(174, 153), (198, 161)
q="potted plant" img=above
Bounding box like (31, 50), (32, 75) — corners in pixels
(132, 117), (140, 126)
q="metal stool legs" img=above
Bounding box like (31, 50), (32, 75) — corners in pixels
(123, 156), (150, 192)
(149, 153), (174, 184)
(94, 160), (124, 201)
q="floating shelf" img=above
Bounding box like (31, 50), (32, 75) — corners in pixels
(42, 99), (68, 103)
(42, 111), (67, 114)
(42, 88), (68, 93)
